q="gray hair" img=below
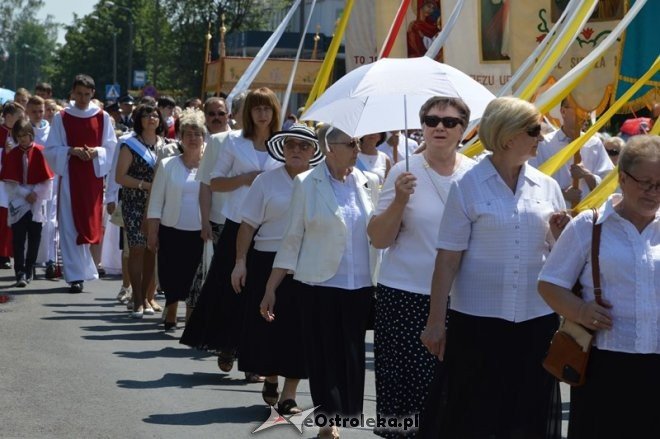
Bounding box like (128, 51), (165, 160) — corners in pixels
(316, 124), (349, 155)
(178, 108), (207, 136)
(619, 135), (660, 173)
(231, 90), (249, 116)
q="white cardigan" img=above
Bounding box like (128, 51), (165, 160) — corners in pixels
(147, 156), (200, 227)
(273, 163), (381, 285)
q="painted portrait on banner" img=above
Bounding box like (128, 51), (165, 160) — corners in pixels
(480, 0), (510, 62)
(406, 0), (442, 59)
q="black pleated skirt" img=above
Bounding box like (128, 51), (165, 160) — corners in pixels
(237, 250), (307, 378)
(568, 347), (660, 438)
(180, 219), (244, 353)
(300, 284), (374, 420)
(157, 225), (203, 306)
(440, 310), (562, 439)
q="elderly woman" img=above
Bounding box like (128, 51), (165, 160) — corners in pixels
(603, 135), (625, 167)
(261, 125), (380, 439)
(180, 88), (282, 382)
(146, 108), (205, 330)
(116, 103), (178, 318)
(367, 97), (476, 438)
(357, 132), (390, 184)
(539, 135), (660, 438)
(230, 124), (323, 414)
(421, 97), (569, 438)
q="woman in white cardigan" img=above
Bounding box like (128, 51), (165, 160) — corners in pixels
(262, 125), (380, 439)
(147, 109), (205, 330)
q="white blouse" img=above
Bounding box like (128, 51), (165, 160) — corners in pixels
(357, 151), (389, 184)
(539, 195), (660, 354)
(175, 166), (201, 231)
(209, 130), (281, 223)
(241, 166), (295, 252)
(437, 157), (566, 322)
(376, 153), (475, 295)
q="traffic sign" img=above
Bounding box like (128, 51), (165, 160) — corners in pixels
(105, 84), (121, 100)
(133, 70), (146, 88)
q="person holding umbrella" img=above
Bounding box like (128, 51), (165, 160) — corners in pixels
(261, 124), (381, 439)
(422, 96), (568, 438)
(367, 96), (476, 438)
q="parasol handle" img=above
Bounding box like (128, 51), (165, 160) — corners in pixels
(404, 95), (409, 172)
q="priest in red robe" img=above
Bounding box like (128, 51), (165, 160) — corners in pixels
(44, 74), (117, 293)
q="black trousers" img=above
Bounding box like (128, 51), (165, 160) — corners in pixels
(11, 211), (42, 277)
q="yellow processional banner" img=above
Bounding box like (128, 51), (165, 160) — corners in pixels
(508, 0), (624, 117)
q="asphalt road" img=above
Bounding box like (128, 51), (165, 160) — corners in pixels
(0, 269), (569, 439)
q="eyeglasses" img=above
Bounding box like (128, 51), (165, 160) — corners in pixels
(206, 111), (227, 117)
(422, 115), (463, 128)
(141, 112), (160, 119)
(526, 124), (542, 138)
(623, 170), (660, 193)
(284, 140), (312, 151)
(606, 149), (620, 157)
(328, 139), (360, 149)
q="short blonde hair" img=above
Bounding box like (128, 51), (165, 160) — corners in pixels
(478, 97), (540, 152)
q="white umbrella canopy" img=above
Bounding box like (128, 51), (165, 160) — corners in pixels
(300, 56), (495, 137)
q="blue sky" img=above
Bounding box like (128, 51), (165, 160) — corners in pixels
(37, 0), (98, 44)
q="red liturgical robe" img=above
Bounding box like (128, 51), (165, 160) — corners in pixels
(61, 110), (105, 245)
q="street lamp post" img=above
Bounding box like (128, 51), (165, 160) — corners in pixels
(12, 43), (30, 90)
(107, 1), (133, 93)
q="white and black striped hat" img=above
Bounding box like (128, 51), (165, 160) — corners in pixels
(266, 124), (324, 166)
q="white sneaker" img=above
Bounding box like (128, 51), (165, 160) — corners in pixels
(116, 286), (132, 303)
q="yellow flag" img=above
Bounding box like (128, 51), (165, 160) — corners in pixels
(573, 167), (619, 214)
(538, 56), (660, 177)
(305, 0), (355, 109)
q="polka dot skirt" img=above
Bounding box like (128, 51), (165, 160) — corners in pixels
(374, 284), (439, 438)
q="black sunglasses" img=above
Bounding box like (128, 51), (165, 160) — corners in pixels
(526, 124), (542, 138)
(207, 111), (227, 117)
(606, 149), (620, 157)
(422, 115), (463, 128)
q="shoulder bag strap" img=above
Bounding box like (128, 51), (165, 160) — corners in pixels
(590, 207), (604, 306)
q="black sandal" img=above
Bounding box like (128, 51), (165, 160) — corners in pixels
(277, 398), (301, 415)
(261, 380), (279, 406)
(217, 351), (235, 372)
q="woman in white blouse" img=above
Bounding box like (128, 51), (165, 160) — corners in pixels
(146, 109), (205, 330)
(367, 97), (475, 438)
(230, 124), (322, 414)
(539, 135), (660, 439)
(422, 97), (569, 438)
(261, 125), (380, 439)
(357, 132), (390, 184)
(180, 88), (282, 382)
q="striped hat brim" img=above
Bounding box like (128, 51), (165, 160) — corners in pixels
(266, 125), (324, 166)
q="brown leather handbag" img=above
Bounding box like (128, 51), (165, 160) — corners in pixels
(543, 209), (602, 387)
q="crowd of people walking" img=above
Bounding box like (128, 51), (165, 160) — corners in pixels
(1, 74), (658, 439)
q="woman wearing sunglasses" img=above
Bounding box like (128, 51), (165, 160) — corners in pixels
(115, 103), (179, 318)
(422, 96), (569, 438)
(261, 124), (380, 439)
(367, 96), (476, 438)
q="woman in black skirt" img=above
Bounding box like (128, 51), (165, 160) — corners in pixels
(261, 125), (381, 439)
(230, 124), (323, 413)
(180, 88), (282, 381)
(146, 108), (205, 330)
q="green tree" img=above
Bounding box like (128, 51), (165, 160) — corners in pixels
(0, 0), (58, 91)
